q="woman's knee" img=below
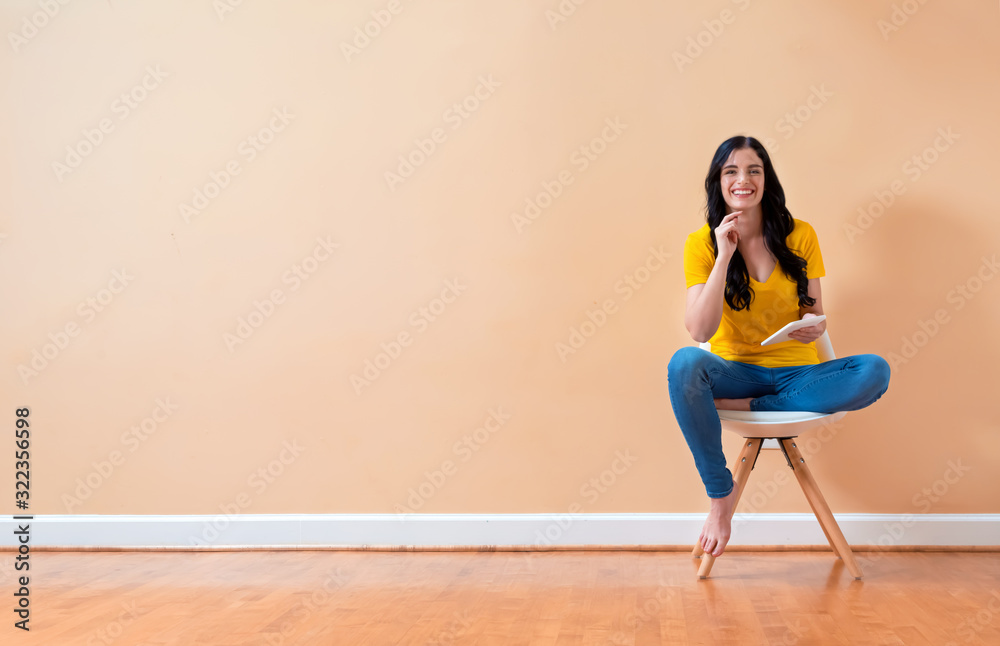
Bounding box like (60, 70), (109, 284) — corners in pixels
(853, 354), (891, 394)
(668, 346), (712, 383)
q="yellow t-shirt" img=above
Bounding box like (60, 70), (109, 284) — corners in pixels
(683, 218), (825, 367)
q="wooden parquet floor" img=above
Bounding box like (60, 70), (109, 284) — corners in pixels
(2, 549), (998, 645)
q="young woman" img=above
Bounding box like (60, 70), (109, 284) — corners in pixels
(668, 136), (890, 558)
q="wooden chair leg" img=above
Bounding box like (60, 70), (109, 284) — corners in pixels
(695, 438), (762, 579)
(780, 439), (864, 580)
(810, 503), (846, 561)
(778, 441), (844, 562)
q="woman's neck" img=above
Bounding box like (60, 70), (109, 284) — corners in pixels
(728, 205), (763, 239)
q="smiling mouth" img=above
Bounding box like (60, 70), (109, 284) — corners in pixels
(732, 189), (755, 197)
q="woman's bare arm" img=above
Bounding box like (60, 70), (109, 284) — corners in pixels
(684, 212), (741, 342)
(788, 277), (826, 342)
(684, 259), (729, 343)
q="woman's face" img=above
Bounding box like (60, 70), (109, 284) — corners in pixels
(720, 147), (765, 213)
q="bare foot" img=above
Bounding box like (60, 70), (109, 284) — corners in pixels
(714, 397), (752, 411)
(699, 483), (738, 557)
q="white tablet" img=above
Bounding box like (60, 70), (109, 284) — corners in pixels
(760, 315), (826, 346)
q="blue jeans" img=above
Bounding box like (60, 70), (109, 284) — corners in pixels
(667, 347), (890, 499)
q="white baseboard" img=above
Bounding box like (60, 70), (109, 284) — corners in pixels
(2, 514), (997, 550)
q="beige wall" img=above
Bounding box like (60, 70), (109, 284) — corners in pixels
(2, 0), (998, 518)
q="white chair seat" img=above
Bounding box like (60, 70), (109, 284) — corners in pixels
(718, 410), (846, 438)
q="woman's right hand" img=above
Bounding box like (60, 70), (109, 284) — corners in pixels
(714, 211), (741, 260)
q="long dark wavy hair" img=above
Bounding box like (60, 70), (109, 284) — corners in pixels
(704, 136), (815, 312)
